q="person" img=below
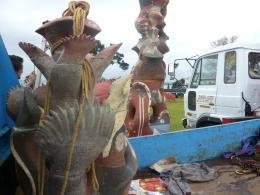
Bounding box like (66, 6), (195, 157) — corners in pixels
(9, 55), (23, 79)
(9, 55), (36, 88)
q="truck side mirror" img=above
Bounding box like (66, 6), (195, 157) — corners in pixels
(168, 62), (179, 80)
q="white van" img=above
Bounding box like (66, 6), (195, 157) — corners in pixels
(169, 43), (260, 128)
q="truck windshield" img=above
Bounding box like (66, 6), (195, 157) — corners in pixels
(190, 54), (218, 88)
(249, 52), (260, 79)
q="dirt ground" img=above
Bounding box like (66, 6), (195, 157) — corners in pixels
(190, 158), (260, 195)
(136, 158), (260, 195)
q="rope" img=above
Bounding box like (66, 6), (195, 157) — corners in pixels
(51, 1), (90, 54)
(91, 162), (99, 191)
(43, 81), (51, 118)
(82, 59), (96, 99)
(11, 132), (36, 195)
(60, 59), (98, 195)
(36, 80), (51, 195)
(50, 39), (64, 55)
(36, 152), (41, 194)
(59, 97), (86, 195)
(69, 1), (89, 36)
(40, 157), (45, 195)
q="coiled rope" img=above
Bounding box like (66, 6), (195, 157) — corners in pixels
(51, 1), (90, 54)
(66, 1), (90, 36)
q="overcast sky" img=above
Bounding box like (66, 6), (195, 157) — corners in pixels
(1, 0), (260, 82)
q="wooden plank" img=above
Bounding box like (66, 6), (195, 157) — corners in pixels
(129, 119), (260, 169)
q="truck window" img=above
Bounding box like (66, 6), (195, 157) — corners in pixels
(224, 51), (236, 84)
(190, 59), (202, 88)
(190, 54), (218, 87)
(200, 55), (218, 85)
(249, 52), (260, 79)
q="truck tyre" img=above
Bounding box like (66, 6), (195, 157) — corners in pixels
(197, 122), (220, 128)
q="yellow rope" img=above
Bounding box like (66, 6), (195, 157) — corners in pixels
(40, 156), (45, 195)
(51, 1), (90, 54)
(59, 97), (86, 195)
(43, 81), (51, 118)
(60, 60), (98, 194)
(36, 152), (41, 194)
(90, 163), (99, 191)
(36, 152), (45, 195)
(37, 81), (51, 195)
(82, 59), (95, 98)
(11, 133), (36, 195)
(66, 1), (90, 36)
(50, 39), (64, 55)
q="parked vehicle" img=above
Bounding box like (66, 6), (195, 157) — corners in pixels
(164, 83), (187, 97)
(169, 43), (260, 128)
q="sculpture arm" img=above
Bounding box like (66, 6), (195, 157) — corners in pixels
(19, 42), (56, 79)
(88, 43), (122, 80)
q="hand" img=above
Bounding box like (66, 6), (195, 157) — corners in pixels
(28, 71), (36, 81)
(25, 71), (36, 87)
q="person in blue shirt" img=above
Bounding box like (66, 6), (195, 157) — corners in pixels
(9, 55), (36, 88)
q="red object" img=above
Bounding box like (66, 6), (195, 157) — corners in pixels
(139, 178), (167, 192)
(95, 80), (113, 103)
(252, 111), (260, 117)
(222, 118), (238, 124)
(164, 92), (175, 101)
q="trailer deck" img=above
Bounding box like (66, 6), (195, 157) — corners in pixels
(134, 157), (260, 195)
(191, 158), (259, 195)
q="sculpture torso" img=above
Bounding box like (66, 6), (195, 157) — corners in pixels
(132, 58), (166, 82)
(126, 0), (170, 137)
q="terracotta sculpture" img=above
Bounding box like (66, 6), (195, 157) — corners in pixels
(125, 0), (170, 137)
(7, 1), (137, 194)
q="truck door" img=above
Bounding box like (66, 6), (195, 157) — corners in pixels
(216, 51), (242, 117)
(186, 54), (218, 123)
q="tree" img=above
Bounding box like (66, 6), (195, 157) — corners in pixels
(210, 36), (238, 48)
(91, 40), (129, 70)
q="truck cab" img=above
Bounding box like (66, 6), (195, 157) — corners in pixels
(170, 43), (260, 128)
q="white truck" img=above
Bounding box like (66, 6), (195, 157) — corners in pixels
(169, 43), (260, 128)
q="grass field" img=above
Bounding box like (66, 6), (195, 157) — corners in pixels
(166, 97), (185, 131)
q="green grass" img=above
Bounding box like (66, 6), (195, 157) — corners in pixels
(166, 97), (185, 131)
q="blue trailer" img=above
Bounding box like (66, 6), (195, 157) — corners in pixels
(129, 119), (260, 169)
(0, 35), (19, 166)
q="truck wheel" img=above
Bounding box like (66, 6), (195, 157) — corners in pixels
(197, 122), (220, 128)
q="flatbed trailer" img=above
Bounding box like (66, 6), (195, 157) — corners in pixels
(129, 119), (260, 194)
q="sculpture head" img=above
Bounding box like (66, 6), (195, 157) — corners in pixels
(35, 1), (101, 64)
(134, 0), (169, 56)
